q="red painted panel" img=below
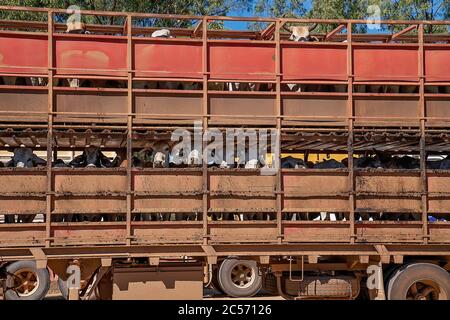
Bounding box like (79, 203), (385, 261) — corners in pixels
(353, 45), (418, 81)
(55, 35), (127, 77)
(209, 42), (275, 80)
(0, 33), (48, 75)
(134, 39), (202, 79)
(282, 44), (347, 81)
(425, 47), (450, 82)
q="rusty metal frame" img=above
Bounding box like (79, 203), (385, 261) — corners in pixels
(0, 6), (448, 254)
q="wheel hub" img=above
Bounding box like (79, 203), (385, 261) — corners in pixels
(230, 263), (255, 289)
(12, 268), (39, 297)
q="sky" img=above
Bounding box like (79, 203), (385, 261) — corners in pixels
(223, 0), (449, 32)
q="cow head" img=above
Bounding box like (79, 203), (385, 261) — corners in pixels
(84, 147), (103, 167)
(66, 22), (87, 34)
(219, 161), (231, 169)
(151, 141), (172, 168)
(151, 29), (172, 38)
(10, 148), (46, 168)
(69, 147), (114, 168)
(281, 156), (307, 169)
(245, 159), (261, 169)
(284, 23), (318, 42)
(187, 149), (202, 167)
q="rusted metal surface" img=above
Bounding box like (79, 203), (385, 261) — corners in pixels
(134, 39), (203, 79)
(353, 97), (420, 126)
(54, 34), (127, 77)
(0, 7), (448, 256)
(353, 45), (419, 81)
(424, 46), (450, 82)
(208, 41), (275, 80)
(0, 32), (48, 75)
(134, 92), (203, 123)
(281, 43), (347, 81)
(111, 265), (204, 300)
(1, 168), (449, 246)
(0, 88), (47, 114)
(0, 17), (448, 127)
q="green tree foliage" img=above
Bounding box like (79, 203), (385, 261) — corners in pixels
(251, 0), (449, 33)
(0, 0), (250, 28)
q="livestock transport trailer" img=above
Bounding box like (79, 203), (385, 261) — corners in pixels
(0, 6), (449, 301)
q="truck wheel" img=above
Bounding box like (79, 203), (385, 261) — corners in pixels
(218, 258), (262, 298)
(210, 268), (224, 294)
(386, 263), (450, 300)
(5, 260), (50, 300)
(57, 277), (69, 300)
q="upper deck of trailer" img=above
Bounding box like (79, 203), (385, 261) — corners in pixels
(0, 6), (448, 128)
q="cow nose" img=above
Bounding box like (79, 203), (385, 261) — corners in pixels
(17, 162), (25, 168)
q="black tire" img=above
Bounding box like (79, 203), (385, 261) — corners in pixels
(218, 258), (262, 298)
(57, 277), (69, 300)
(387, 263), (450, 300)
(5, 260), (50, 300)
(210, 268), (224, 294)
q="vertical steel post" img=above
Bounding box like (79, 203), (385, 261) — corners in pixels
(45, 10), (54, 248)
(418, 23), (429, 244)
(346, 22), (356, 243)
(126, 14), (133, 246)
(275, 20), (283, 243)
(202, 18), (209, 245)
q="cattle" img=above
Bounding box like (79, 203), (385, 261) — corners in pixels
(354, 84), (418, 94)
(353, 155), (385, 169)
(151, 29), (172, 38)
(281, 156), (307, 169)
(52, 159), (69, 168)
(282, 83), (347, 94)
(132, 141), (172, 170)
(427, 156), (450, 169)
(151, 141), (171, 169)
(6, 148), (47, 169)
(208, 82), (273, 92)
(132, 146), (154, 168)
(69, 147), (118, 168)
(313, 159), (346, 169)
(0, 76), (32, 86)
(284, 23), (319, 42)
(135, 80), (199, 91)
(187, 149), (202, 167)
(5, 148), (46, 223)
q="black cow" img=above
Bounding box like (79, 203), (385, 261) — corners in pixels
(7, 148), (46, 168)
(313, 159), (346, 169)
(354, 155), (385, 169)
(69, 147), (118, 168)
(427, 156), (450, 169)
(281, 156), (307, 169)
(52, 159), (69, 168)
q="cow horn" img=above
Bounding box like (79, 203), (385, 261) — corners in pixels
(308, 23), (318, 32)
(282, 24), (292, 33)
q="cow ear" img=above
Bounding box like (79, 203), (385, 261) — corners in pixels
(282, 24), (291, 33)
